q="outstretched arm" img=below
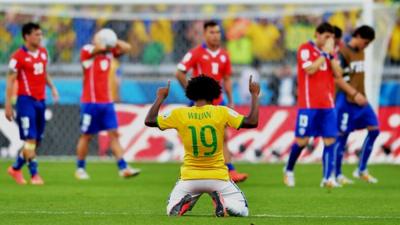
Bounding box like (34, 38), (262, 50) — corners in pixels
(145, 81), (170, 127)
(241, 76), (260, 128)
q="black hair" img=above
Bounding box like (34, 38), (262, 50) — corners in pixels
(352, 25), (375, 41)
(22, 22), (41, 40)
(204, 20), (219, 31)
(185, 75), (222, 102)
(316, 22), (334, 34)
(333, 25), (342, 39)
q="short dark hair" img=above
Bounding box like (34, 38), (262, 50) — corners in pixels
(204, 20), (219, 31)
(22, 22), (41, 40)
(316, 22), (334, 34)
(333, 26), (342, 39)
(186, 75), (222, 102)
(352, 25), (375, 41)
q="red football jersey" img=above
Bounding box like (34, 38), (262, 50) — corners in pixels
(80, 44), (120, 103)
(297, 41), (335, 109)
(8, 46), (48, 101)
(177, 44), (232, 104)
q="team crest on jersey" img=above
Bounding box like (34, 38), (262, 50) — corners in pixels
(220, 55), (226, 63)
(203, 55), (210, 60)
(100, 60), (109, 71)
(300, 49), (310, 61)
(41, 53), (47, 61)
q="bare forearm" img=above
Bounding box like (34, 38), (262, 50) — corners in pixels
(305, 56), (326, 75)
(46, 74), (55, 89)
(5, 74), (16, 106)
(331, 60), (357, 96)
(223, 78), (233, 104)
(145, 97), (164, 127)
(116, 40), (131, 54)
(175, 70), (188, 89)
(241, 95), (259, 128)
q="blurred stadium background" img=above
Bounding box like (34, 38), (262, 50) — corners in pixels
(0, 0), (399, 164)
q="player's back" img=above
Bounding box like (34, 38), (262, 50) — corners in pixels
(157, 104), (244, 180)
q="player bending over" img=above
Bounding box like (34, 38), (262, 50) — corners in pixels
(145, 76), (260, 217)
(74, 29), (140, 180)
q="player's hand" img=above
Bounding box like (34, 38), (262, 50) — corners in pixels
(354, 92), (367, 106)
(322, 38), (334, 54)
(157, 80), (170, 100)
(249, 75), (260, 96)
(5, 103), (14, 121)
(51, 87), (59, 104)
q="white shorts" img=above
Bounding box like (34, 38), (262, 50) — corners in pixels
(166, 179), (249, 217)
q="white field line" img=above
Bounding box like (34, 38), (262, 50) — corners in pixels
(1, 210), (400, 220)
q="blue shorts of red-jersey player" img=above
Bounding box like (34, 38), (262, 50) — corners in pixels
(79, 103), (118, 134)
(335, 92), (379, 133)
(15, 95), (46, 142)
(294, 108), (338, 138)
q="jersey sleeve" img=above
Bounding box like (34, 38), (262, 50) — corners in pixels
(297, 44), (313, 70)
(177, 49), (197, 72)
(8, 53), (21, 73)
(222, 106), (245, 130)
(157, 109), (181, 130)
(80, 45), (95, 69)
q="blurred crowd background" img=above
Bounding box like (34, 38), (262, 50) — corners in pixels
(0, 2), (399, 106)
(0, 2), (399, 65)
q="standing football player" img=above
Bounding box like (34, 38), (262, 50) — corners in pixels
(176, 20), (248, 183)
(145, 75), (260, 217)
(283, 22), (366, 188)
(5, 22), (59, 185)
(74, 29), (140, 180)
(334, 25), (379, 184)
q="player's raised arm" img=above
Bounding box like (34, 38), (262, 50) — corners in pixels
(115, 40), (132, 54)
(145, 80), (170, 127)
(4, 70), (17, 121)
(303, 38), (334, 75)
(240, 76), (260, 128)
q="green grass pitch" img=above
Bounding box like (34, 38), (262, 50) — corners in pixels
(0, 161), (399, 225)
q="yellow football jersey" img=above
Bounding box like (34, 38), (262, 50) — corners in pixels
(157, 105), (244, 180)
